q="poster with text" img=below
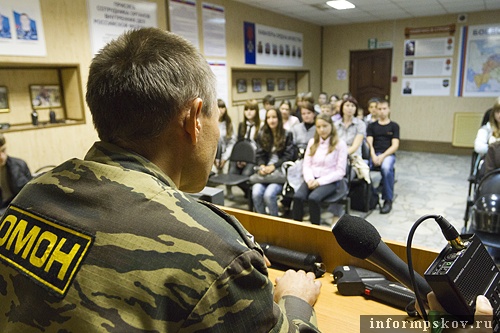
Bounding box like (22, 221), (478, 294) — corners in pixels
(457, 24), (500, 97)
(169, 0), (199, 49)
(87, 0), (157, 55)
(244, 21), (303, 67)
(208, 59), (228, 104)
(404, 37), (454, 57)
(403, 58), (452, 77)
(202, 3), (225, 57)
(0, 0), (46, 56)
(401, 78), (451, 96)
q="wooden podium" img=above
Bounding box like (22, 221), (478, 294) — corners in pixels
(222, 207), (440, 332)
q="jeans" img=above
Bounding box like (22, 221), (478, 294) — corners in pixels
(292, 181), (340, 225)
(371, 153), (396, 202)
(252, 182), (283, 216)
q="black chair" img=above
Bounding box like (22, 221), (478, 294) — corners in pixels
(322, 177), (350, 215)
(282, 159), (351, 221)
(463, 151), (484, 229)
(207, 139), (256, 190)
(348, 140), (378, 213)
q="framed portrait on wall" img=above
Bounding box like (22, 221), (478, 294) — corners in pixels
(30, 85), (62, 109)
(266, 79), (275, 91)
(237, 79), (247, 93)
(288, 79), (296, 91)
(252, 78), (262, 92)
(0, 86), (9, 113)
(278, 78), (286, 91)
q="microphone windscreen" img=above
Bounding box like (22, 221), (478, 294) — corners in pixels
(332, 214), (381, 259)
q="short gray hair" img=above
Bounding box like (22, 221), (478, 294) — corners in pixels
(86, 28), (216, 142)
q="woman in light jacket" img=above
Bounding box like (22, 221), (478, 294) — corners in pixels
(475, 98), (500, 155)
(292, 113), (347, 225)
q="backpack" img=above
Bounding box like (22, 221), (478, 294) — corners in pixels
(348, 180), (379, 212)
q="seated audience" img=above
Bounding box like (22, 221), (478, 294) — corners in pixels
(279, 99), (299, 130)
(0, 133), (32, 212)
(356, 107), (365, 120)
(292, 113), (347, 225)
(341, 92), (352, 100)
(0, 28), (322, 332)
(214, 99), (235, 174)
(252, 108), (295, 216)
(260, 94), (275, 121)
(367, 99), (399, 214)
(329, 94), (340, 107)
(484, 140), (500, 174)
(293, 92), (305, 122)
(291, 101), (317, 154)
(314, 91), (328, 113)
(320, 103), (336, 121)
(333, 99), (342, 122)
(336, 97), (366, 158)
(364, 97), (380, 125)
(227, 99), (260, 198)
(474, 97), (500, 156)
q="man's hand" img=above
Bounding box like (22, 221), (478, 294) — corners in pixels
(372, 154), (384, 166)
(274, 270), (321, 306)
(427, 292), (493, 332)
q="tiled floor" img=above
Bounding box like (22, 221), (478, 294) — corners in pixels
(221, 150), (473, 252)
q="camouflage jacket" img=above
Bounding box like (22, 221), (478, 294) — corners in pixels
(0, 141), (319, 332)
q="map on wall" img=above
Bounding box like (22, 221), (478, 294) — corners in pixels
(457, 24), (500, 97)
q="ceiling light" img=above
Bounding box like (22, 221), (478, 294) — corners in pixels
(326, 0), (355, 10)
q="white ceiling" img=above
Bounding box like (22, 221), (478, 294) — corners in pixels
(231, 0), (500, 26)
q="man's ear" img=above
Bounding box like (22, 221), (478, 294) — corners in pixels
(184, 98), (203, 144)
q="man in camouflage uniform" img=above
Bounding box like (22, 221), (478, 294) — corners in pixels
(0, 28), (321, 332)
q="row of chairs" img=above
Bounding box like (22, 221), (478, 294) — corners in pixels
(207, 139), (376, 218)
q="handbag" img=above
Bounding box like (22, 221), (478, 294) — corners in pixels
(249, 169), (286, 184)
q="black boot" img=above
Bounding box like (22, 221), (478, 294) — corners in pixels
(380, 200), (392, 214)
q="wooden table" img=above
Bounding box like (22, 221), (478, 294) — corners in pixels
(268, 268), (411, 332)
(221, 207), (438, 332)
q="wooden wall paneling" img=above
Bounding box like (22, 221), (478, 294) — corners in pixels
(222, 206), (439, 276)
(61, 67), (84, 120)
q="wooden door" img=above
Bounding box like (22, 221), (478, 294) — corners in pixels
(349, 49), (392, 114)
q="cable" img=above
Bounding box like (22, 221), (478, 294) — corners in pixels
(406, 214), (439, 323)
(435, 215), (465, 250)
(406, 214), (464, 323)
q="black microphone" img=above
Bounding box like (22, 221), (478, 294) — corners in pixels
(331, 214), (432, 301)
(259, 243), (325, 278)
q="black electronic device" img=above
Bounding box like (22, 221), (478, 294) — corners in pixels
(425, 233), (500, 325)
(259, 243), (325, 278)
(331, 215), (432, 301)
(333, 265), (416, 312)
(332, 214), (500, 327)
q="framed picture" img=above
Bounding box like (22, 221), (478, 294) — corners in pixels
(278, 78), (286, 91)
(0, 86), (9, 113)
(30, 84), (62, 109)
(252, 78), (262, 92)
(266, 79), (275, 91)
(236, 79), (247, 93)
(288, 79), (296, 91)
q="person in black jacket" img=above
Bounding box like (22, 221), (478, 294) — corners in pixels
(251, 108), (296, 216)
(0, 133), (32, 211)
